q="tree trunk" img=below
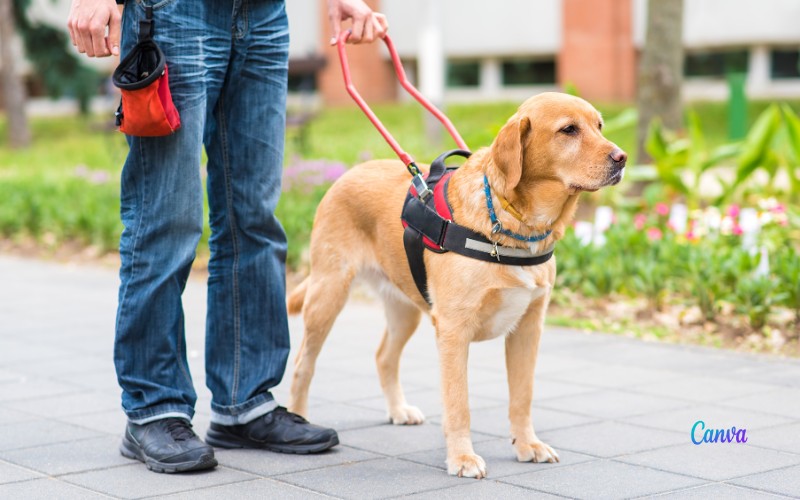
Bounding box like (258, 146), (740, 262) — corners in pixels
(0, 0), (31, 148)
(636, 0), (683, 163)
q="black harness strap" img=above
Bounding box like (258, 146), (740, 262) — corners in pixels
(401, 150), (555, 306)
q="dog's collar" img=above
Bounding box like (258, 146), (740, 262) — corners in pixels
(483, 175), (551, 242)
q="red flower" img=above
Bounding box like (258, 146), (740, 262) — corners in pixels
(634, 213), (647, 230)
(647, 227), (663, 240)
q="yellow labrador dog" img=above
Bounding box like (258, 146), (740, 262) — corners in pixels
(287, 92), (625, 478)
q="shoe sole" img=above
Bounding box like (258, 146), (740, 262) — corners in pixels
(205, 428), (339, 454)
(120, 436), (218, 473)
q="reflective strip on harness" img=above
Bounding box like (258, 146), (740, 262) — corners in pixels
(464, 239), (555, 259)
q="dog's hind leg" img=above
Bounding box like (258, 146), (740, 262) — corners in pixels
(376, 296), (425, 425)
(288, 270), (354, 418)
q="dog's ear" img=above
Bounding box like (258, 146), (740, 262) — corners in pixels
(490, 115), (531, 192)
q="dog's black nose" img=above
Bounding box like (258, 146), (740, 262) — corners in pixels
(609, 148), (627, 167)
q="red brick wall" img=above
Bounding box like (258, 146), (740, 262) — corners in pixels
(559, 0), (636, 102)
(317, 0), (397, 106)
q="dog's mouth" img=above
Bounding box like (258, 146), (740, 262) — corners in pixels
(570, 169), (624, 193)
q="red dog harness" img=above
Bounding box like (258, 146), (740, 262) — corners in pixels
(401, 150), (555, 305)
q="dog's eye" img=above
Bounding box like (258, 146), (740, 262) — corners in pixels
(560, 125), (577, 135)
(598, 122), (603, 131)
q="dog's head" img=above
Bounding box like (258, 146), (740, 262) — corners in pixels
(490, 92), (626, 196)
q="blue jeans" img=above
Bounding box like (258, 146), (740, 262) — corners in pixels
(114, 0), (290, 426)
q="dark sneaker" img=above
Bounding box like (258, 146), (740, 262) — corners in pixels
(205, 406), (339, 454)
(120, 418), (217, 473)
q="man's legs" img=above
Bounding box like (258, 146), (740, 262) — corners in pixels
(202, 0), (337, 453)
(203, 0), (291, 425)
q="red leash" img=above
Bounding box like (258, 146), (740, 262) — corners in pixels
(336, 31), (468, 177)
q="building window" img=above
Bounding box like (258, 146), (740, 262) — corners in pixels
(684, 50), (749, 78)
(771, 49), (800, 79)
(446, 61), (480, 88)
(501, 59), (556, 85)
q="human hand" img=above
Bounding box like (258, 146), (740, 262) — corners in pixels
(67, 0), (121, 57)
(327, 0), (388, 45)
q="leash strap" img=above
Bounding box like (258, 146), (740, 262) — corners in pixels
(337, 32), (468, 190)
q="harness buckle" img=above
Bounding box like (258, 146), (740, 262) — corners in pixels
(411, 173), (432, 201)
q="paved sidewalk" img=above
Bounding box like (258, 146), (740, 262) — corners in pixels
(1, 255), (799, 499)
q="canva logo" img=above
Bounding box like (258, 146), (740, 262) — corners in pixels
(691, 420), (748, 445)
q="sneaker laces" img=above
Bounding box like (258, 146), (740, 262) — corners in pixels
(163, 418), (197, 441)
(274, 406), (308, 424)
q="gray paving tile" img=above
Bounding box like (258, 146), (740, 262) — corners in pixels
(469, 377), (599, 403)
(277, 457), (464, 499)
(500, 459), (704, 500)
(56, 409), (127, 436)
(0, 435), (130, 475)
(619, 443), (800, 481)
(0, 408), (35, 425)
(0, 377), (84, 403)
(749, 422), (800, 455)
(337, 421), (495, 457)
(399, 437), (598, 479)
(622, 403), (793, 435)
(63, 463), (259, 499)
(0, 478), (109, 499)
(7, 355), (113, 377)
(722, 389), (800, 419)
(539, 421), (685, 457)
(0, 460), (44, 485)
(0, 420), (101, 452)
(0, 369), (26, 383)
(653, 482), (792, 499)
(429, 404), (599, 437)
(306, 401), (394, 431)
(541, 364), (687, 389)
(403, 479), (565, 499)
(629, 376), (784, 403)
(5, 391), (120, 418)
(215, 444), (381, 477)
(56, 369), (125, 393)
(350, 388), (507, 420)
(731, 464), (800, 497)
(159, 478), (328, 499)
(537, 388), (689, 419)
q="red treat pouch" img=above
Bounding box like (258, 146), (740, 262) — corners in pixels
(112, 7), (180, 137)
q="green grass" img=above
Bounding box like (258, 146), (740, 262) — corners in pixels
(2, 98), (799, 265)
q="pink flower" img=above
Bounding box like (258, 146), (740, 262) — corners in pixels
(634, 213), (647, 230)
(727, 204), (740, 218)
(655, 203), (669, 216)
(647, 227), (663, 240)
(772, 203), (786, 214)
(686, 231), (695, 240)
(732, 224), (743, 236)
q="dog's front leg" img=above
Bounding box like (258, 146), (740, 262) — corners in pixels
(505, 295), (560, 463)
(436, 325), (486, 479)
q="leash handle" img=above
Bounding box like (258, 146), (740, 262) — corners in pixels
(336, 31), (469, 171)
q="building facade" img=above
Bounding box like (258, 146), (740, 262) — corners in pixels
(6, 0), (800, 105)
(296, 0), (800, 104)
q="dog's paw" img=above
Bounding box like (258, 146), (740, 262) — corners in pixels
(514, 439), (560, 463)
(447, 453), (487, 479)
(389, 404), (425, 425)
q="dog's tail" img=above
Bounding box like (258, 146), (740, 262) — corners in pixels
(287, 277), (309, 315)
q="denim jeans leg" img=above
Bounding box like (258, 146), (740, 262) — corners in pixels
(204, 0), (291, 425)
(114, 0), (214, 424)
